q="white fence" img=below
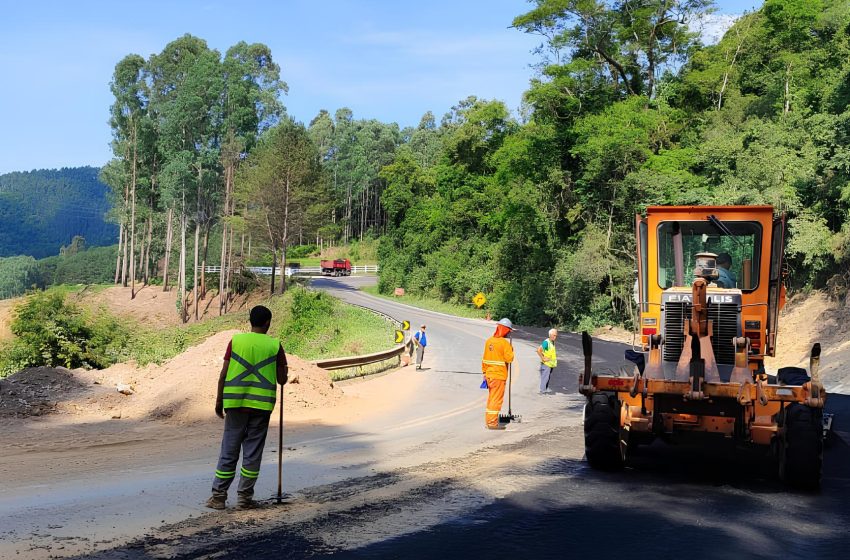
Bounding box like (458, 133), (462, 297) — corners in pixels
(202, 265), (378, 277)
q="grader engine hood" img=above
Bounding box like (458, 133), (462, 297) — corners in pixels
(661, 288), (742, 366)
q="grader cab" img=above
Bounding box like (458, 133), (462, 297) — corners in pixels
(580, 205), (826, 488)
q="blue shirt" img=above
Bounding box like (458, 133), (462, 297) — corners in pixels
(414, 331), (427, 347)
(717, 267), (737, 288)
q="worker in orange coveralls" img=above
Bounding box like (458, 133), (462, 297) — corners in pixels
(482, 318), (515, 430)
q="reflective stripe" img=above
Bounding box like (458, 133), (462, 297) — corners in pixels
(485, 410), (501, 414)
(222, 392), (276, 404)
(226, 353), (278, 389)
(215, 470), (236, 479)
(240, 467), (260, 479)
(482, 359), (506, 365)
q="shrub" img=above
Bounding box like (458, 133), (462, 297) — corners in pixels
(0, 291), (128, 376)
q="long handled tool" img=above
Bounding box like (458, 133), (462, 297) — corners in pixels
(499, 335), (522, 424)
(276, 383), (284, 504)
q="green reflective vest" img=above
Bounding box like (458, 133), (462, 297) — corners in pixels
(541, 339), (557, 368)
(223, 332), (280, 412)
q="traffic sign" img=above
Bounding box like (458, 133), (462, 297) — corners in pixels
(472, 292), (487, 308)
(402, 320), (410, 331)
(395, 330), (405, 344)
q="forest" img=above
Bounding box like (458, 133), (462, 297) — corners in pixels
(28, 0), (850, 329)
(0, 167), (115, 259)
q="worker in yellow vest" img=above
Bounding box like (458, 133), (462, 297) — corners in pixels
(481, 318), (515, 430)
(206, 305), (288, 510)
(536, 328), (558, 394)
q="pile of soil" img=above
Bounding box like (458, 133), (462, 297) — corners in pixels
(0, 366), (94, 418)
(767, 291), (850, 394)
(0, 330), (342, 422)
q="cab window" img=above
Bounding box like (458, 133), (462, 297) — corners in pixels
(657, 220), (762, 290)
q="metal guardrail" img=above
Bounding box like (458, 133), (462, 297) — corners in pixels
(202, 265), (379, 276)
(310, 301), (413, 371)
(312, 344), (410, 371)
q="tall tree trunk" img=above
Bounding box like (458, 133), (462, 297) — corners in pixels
(163, 207), (173, 291)
(137, 220), (145, 285)
(225, 223), (235, 312)
(121, 221), (129, 287)
(193, 220), (200, 321)
(193, 164), (203, 321)
(784, 62), (792, 116)
(129, 124), (137, 299)
(180, 194), (187, 323)
(115, 225), (124, 284)
(280, 174), (291, 294)
(219, 163), (232, 315)
(270, 245), (277, 294)
(345, 183), (352, 244)
(143, 216), (153, 285)
(219, 222), (228, 315)
(200, 223), (210, 299)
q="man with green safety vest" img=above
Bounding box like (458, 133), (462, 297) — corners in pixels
(206, 305), (288, 510)
(536, 329), (558, 394)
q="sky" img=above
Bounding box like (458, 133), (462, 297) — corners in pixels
(0, 0), (762, 174)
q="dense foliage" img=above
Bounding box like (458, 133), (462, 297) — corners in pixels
(374, 0), (850, 328)
(0, 244), (118, 300)
(0, 167), (116, 258)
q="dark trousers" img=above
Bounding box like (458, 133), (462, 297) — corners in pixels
(212, 408), (271, 498)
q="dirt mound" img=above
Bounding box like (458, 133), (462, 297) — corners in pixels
(0, 366), (96, 418)
(1, 331), (342, 422)
(767, 291), (850, 394)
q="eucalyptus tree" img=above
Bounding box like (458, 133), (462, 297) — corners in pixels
(109, 53), (148, 297)
(147, 34), (222, 322)
(217, 42), (286, 313)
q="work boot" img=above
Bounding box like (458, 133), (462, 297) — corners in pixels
(205, 495), (226, 510)
(486, 424), (506, 430)
(236, 497), (259, 510)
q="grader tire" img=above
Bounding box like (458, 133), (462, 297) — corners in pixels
(780, 403), (823, 490)
(584, 393), (623, 470)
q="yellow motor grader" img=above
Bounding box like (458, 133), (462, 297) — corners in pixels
(579, 205), (826, 488)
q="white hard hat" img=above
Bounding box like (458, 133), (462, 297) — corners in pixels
(497, 317), (514, 330)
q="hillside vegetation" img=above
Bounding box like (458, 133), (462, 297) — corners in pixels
(377, 0), (850, 328)
(0, 167), (115, 258)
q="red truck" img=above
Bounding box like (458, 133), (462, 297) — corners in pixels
(320, 259), (352, 276)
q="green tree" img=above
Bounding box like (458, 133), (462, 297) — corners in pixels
(236, 119), (326, 293)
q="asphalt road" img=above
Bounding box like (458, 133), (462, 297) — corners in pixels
(61, 277), (850, 559)
(194, 278), (850, 560)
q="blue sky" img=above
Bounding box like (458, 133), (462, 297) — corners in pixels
(0, 0), (760, 174)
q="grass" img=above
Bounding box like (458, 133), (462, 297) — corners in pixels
(360, 285), (489, 320)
